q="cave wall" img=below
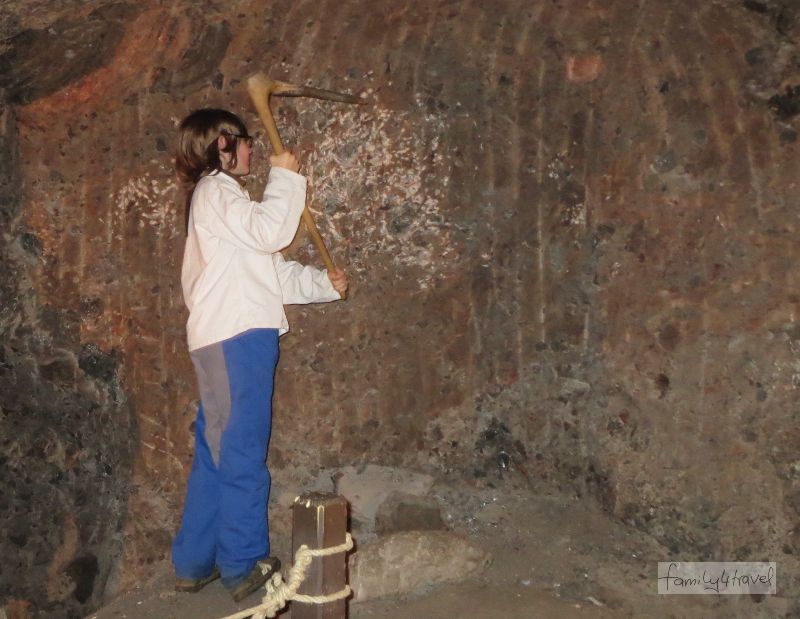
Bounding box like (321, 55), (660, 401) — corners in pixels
(1, 0), (799, 615)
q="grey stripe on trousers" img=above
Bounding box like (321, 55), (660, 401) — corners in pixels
(190, 341), (231, 466)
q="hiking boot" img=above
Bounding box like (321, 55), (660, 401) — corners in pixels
(228, 557), (281, 602)
(175, 567), (220, 593)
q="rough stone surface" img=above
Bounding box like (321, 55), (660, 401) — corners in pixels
(0, 104), (134, 618)
(1, 0), (799, 616)
(374, 491), (446, 535)
(271, 465), (436, 543)
(0, 4), (138, 104)
(348, 530), (491, 602)
(329, 465), (435, 529)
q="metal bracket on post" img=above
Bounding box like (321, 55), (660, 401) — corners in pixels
(292, 492), (350, 618)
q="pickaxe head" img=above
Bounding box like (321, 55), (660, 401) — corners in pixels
(247, 72), (364, 106)
(246, 72), (363, 154)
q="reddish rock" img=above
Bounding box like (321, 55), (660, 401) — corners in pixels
(566, 55), (604, 83)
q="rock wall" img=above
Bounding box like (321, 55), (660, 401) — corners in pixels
(1, 0), (798, 615)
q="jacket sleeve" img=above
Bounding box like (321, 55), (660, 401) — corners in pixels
(193, 168), (307, 254)
(273, 252), (342, 305)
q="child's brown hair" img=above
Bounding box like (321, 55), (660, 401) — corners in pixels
(176, 108), (251, 231)
(176, 108), (250, 183)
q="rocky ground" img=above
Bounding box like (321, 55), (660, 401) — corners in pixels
(87, 467), (790, 619)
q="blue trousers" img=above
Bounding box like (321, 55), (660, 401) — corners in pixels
(172, 328), (279, 588)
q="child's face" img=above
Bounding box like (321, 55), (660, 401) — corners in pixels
(229, 138), (252, 176)
(219, 135), (253, 176)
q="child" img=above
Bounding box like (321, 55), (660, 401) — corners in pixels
(171, 108), (348, 602)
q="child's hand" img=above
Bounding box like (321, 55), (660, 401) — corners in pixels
(328, 268), (348, 297)
(270, 150), (300, 173)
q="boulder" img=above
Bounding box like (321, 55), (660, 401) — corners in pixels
(331, 465), (434, 527)
(349, 530), (491, 602)
(374, 492), (446, 535)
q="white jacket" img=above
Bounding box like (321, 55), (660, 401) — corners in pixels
(181, 168), (340, 351)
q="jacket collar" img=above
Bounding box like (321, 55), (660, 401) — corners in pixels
(206, 169), (247, 189)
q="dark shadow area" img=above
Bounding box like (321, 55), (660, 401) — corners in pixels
(0, 103), (138, 618)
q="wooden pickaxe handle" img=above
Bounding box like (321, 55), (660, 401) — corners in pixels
(246, 74), (345, 298)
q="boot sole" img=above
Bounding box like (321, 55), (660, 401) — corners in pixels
(175, 568), (221, 593)
(230, 557), (281, 602)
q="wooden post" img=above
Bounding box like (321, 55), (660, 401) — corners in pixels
(292, 492), (349, 618)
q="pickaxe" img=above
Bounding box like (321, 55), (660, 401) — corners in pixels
(246, 73), (362, 299)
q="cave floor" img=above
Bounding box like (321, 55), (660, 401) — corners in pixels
(89, 477), (788, 619)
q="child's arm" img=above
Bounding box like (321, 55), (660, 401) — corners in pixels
(273, 252), (345, 304)
(193, 167), (306, 253)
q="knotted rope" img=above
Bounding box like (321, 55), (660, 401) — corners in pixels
(218, 532), (354, 619)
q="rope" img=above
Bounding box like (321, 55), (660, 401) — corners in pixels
(217, 533), (354, 619)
